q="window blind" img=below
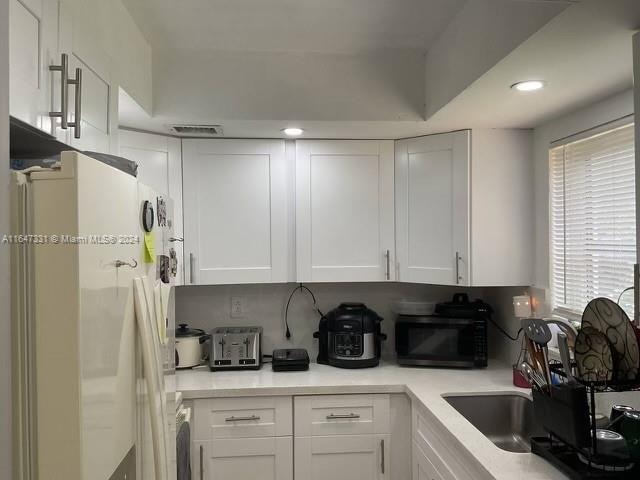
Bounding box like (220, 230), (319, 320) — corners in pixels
(550, 123), (636, 318)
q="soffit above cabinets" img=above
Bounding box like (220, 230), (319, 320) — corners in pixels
(122, 0), (465, 54)
(119, 0), (638, 138)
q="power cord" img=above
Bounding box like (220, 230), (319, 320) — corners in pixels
(488, 316), (523, 341)
(284, 283), (325, 339)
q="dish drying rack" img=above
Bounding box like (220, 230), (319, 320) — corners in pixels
(530, 360), (640, 479)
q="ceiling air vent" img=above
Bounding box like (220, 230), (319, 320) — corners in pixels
(168, 124), (224, 137)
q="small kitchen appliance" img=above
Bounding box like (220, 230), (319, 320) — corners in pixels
(314, 302), (386, 368)
(272, 348), (310, 372)
(175, 323), (211, 369)
(210, 326), (262, 371)
(395, 293), (489, 368)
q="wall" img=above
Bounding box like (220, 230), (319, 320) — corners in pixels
(424, 0), (566, 118)
(153, 49), (425, 122)
(176, 283), (488, 361)
(65, 0), (153, 113)
(1, 0), (11, 476)
(532, 88), (634, 296)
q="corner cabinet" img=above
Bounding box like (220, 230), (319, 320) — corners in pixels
(182, 139), (290, 285)
(395, 129), (532, 287)
(295, 140), (395, 282)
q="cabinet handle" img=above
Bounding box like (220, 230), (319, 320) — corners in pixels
(326, 413), (360, 420)
(68, 67), (82, 139)
(455, 251), (462, 285)
(169, 237), (184, 243)
(380, 439), (385, 474)
(49, 53), (69, 129)
(189, 253), (195, 284)
(225, 415), (261, 422)
(385, 249), (390, 281)
(199, 444), (203, 480)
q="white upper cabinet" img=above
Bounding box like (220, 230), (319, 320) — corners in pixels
(10, 0), (118, 153)
(396, 129), (532, 287)
(395, 132), (469, 286)
(119, 130), (184, 284)
(10, 0), (61, 136)
(182, 139), (290, 285)
(58, 1), (116, 154)
(295, 140), (395, 282)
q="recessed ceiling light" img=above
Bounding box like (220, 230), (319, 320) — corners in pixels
(511, 80), (545, 92)
(282, 127), (304, 136)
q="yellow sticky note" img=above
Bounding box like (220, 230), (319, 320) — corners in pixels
(144, 232), (156, 263)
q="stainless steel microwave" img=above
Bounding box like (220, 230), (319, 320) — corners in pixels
(395, 315), (487, 368)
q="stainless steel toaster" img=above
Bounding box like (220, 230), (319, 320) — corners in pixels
(209, 326), (262, 371)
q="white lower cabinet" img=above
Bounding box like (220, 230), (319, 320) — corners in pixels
(412, 403), (490, 480)
(191, 393), (408, 479)
(194, 437), (293, 480)
(413, 442), (445, 480)
(295, 434), (390, 480)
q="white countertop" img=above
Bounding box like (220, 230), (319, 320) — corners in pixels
(177, 361), (567, 480)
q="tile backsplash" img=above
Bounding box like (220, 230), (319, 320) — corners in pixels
(175, 282), (483, 361)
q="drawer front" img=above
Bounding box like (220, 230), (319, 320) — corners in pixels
(295, 394), (390, 436)
(193, 396), (292, 440)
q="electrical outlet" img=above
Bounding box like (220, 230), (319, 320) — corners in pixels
(231, 296), (248, 318)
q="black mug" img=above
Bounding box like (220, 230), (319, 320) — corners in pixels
(620, 411), (640, 460)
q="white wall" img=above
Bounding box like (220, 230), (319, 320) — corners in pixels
(176, 283), (484, 361)
(153, 49), (425, 122)
(424, 0), (566, 118)
(65, 0), (153, 112)
(1, 0), (11, 476)
(532, 89), (634, 302)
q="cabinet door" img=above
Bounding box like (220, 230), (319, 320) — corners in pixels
(57, 1), (116, 154)
(183, 139), (289, 285)
(296, 140), (395, 282)
(413, 442), (445, 480)
(295, 434), (390, 480)
(194, 438), (293, 480)
(9, 0), (60, 135)
(395, 131), (469, 285)
(119, 131), (184, 284)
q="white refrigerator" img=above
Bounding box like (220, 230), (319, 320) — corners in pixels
(11, 151), (177, 480)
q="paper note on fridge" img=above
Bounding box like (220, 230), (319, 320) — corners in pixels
(144, 232), (156, 263)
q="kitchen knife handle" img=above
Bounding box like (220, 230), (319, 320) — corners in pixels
(199, 444), (204, 480)
(225, 415), (261, 422)
(326, 413), (360, 420)
(384, 249), (390, 280)
(49, 53), (69, 129)
(380, 439), (385, 474)
(189, 253), (195, 284)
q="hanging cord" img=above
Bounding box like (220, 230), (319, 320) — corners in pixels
(488, 316), (523, 341)
(284, 283), (325, 339)
(617, 286), (634, 305)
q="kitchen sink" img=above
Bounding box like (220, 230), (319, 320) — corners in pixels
(443, 393), (545, 453)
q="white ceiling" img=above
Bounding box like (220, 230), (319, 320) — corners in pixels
(119, 0), (640, 138)
(122, 0), (466, 54)
(425, 0), (640, 132)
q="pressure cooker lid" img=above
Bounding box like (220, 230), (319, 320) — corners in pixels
(176, 323), (206, 337)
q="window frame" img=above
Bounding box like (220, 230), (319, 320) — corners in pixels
(548, 115), (636, 320)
